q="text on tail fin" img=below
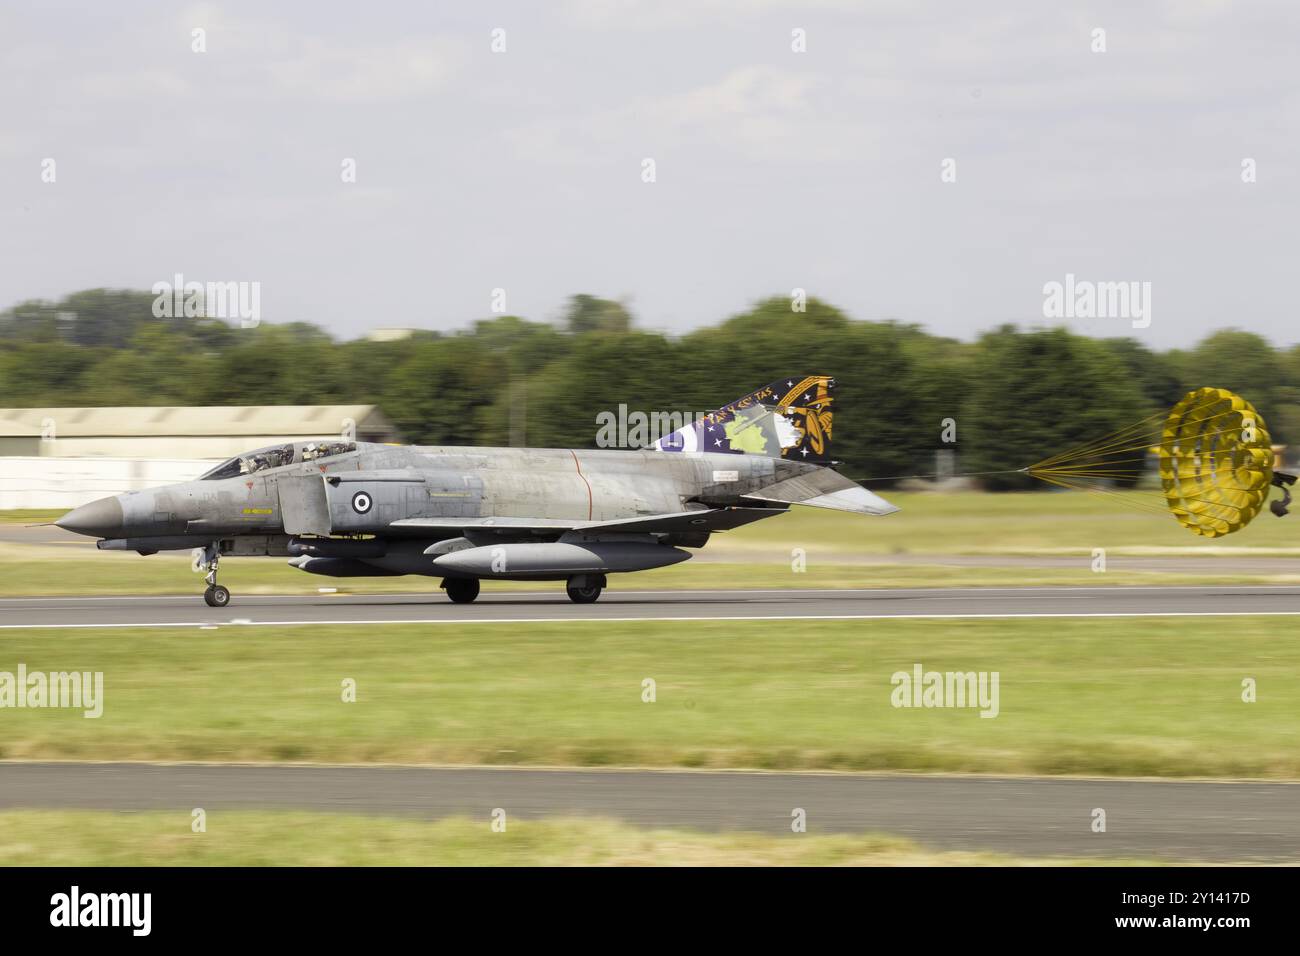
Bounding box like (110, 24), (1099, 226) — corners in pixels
(654, 375), (836, 462)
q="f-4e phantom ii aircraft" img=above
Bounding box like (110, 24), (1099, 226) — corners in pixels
(56, 376), (897, 607)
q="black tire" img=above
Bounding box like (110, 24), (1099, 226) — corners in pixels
(444, 578), (480, 604)
(204, 585), (230, 608)
(566, 582), (602, 604)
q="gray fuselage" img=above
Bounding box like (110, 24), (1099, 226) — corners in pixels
(56, 443), (842, 577)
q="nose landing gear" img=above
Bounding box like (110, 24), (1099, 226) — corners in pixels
(198, 543), (231, 607)
(205, 583), (231, 608)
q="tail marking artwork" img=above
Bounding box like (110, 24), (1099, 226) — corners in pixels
(654, 375), (835, 463)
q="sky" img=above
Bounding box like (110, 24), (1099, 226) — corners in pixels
(1, 0), (1297, 347)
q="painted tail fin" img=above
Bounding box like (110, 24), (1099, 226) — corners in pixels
(654, 375), (836, 463)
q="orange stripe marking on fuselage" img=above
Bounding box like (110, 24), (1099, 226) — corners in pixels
(569, 449), (593, 520)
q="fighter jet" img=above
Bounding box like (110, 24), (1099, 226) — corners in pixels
(55, 376), (897, 606)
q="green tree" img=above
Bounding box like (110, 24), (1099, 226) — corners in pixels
(381, 336), (500, 446)
(562, 294), (632, 335)
(963, 327), (1151, 489)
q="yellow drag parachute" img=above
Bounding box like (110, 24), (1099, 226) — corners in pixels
(1027, 387), (1281, 538)
(1157, 387), (1273, 537)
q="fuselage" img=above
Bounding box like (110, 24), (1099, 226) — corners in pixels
(51, 376), (893, 604)
(56, 441), (823, 547)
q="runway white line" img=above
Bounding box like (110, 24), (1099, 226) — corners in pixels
(5, 584), (1300, 604)
(5, 610), (1300, 629)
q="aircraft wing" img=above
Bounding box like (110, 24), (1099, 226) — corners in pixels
(390, 506), (783, 536)
(573, 507), (781, 533)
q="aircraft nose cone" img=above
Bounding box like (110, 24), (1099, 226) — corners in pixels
(55, 496), (124, 537)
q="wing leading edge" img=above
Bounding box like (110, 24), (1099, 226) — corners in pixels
(391, 506), (785, 537)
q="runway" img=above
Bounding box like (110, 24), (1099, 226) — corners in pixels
(4, 585), (1300, 628)
(1, 762), (1294, 861)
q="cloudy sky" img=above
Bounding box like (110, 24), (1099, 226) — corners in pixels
(1, 0), (1296, 346)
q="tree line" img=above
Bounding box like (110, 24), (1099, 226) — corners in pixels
(2, 289), (1297, 487)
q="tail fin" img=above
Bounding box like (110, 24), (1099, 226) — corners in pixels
(654, 375), (836, 463)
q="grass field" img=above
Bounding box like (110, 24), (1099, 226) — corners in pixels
(1, 618), (1295, 777)
(0, 810), (1169, 866)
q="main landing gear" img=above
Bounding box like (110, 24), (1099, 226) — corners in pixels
(199, 543), (231, 608)
(442, 577), (481, 604)
(565, 574), (605, 604)
(440, 575), (606, 604)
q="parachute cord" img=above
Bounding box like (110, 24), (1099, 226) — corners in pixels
(1027, 471), (1174, 518)
(1030, 410), (1169, 469)
(851, 468), (1027, 484)
(1030, 405), (1248, 470)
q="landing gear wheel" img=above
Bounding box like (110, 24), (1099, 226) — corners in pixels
(199, 543), (229, 607)
(443, 578), (480, 604)
(566, 575), (603, 604)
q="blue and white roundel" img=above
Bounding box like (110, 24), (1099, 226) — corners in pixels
(351, 491), (372, 514)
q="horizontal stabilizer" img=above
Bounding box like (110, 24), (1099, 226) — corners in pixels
(743, 469), (898, 516)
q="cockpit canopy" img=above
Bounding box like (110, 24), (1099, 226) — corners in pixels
(199, 440), (357, 480)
